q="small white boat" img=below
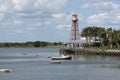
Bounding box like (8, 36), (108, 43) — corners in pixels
(51, 55), (71, 60)
(0, 69), (12, 72)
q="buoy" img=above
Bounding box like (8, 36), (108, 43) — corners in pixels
(36, 55), (39, 57)
(23, 53), (27, 55)
(0, 69), (12, 73)
(47, 56), (51, 58)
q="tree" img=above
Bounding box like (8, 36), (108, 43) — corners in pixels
(113, 30), (120, 48)
(97, 27), (106, 47)
(33, 41), (41, 47)
(81, 26), (101, 47)
(81, 27), (91, 47)
(106, 27), (113, 48)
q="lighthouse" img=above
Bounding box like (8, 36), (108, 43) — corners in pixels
(70, 14), (80, 42)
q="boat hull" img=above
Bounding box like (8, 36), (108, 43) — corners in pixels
(51, 56), (71, 60)
(0, 69), (12, 72)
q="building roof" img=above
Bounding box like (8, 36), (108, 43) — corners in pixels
(71, 37), (87, 43)
(72, 14), (77, 16)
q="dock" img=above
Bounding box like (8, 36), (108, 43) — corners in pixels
(60, 48), (120, 56)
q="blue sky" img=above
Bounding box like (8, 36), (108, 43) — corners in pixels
(0, 0), (120, 42)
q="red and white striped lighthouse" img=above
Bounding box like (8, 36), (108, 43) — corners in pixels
(70, 14), (80, 42)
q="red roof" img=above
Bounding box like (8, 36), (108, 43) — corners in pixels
(72, 14), (77, 16)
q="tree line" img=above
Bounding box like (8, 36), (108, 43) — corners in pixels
(81, 26), (120, 49)
(0, 41), (62, 48)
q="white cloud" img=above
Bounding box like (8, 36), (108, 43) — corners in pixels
(34, 0), (67, 12)
(50, 13), (68, 24)
(13, 0), (67, 18)
(12, 0), (35, 11)
(0, 4), (7, 12)
(87, 12), (108, 25)
(0, 0), (68, 24)
(0, 13), (5, 21)
(94, 1), (119, 11)
(44, 21), (51, 25)
(81, 0), (119, 11)
(0, 0), (14, 12)
(52, 13), (66, 19)
(56, 24), (71, 30)
(0, 0), (68, 34)
(27, 23), (42, 31)
(80, 0), (120, 29)
(0, 19), (23, 27)
(87, 10), (120, 28)
(80, 4), (90, 8)
(14, 30), (24, 34)
(13, 20), (23, 25)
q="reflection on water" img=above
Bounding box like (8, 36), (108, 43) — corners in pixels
(0, 48), (120, 80)
(102, 64), (120, 69)
(72, 54), (120, 61)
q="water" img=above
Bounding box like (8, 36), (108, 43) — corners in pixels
(0, 48), (120, 80)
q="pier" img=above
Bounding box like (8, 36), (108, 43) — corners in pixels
(60, 48), (120, 56)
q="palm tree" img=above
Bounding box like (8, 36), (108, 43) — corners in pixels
(81, 26), (115, 48)
(81, 27), (92, 47)
(81, 26), (100, 47)
(107, 27), (113, 48)
(113, 30), (120, 48)
(81, 28), (88, 45)
(97, 27), (106, 47)
(88, 26), (101, 47)
(92, 26), (98, 45)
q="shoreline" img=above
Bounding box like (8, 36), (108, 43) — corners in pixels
(60, 48), (120, 56)
(0, 45), (61, 48)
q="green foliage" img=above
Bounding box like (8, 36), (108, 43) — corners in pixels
(81, 26), (120, 49)
(100, 46), (109, 49)
(0, 41), (62, 48)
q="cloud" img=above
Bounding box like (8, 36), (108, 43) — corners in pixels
(80, 4), (90, 8)
(44, 21), (51, 25)
(0, 19), (23, 28)
(94, 1), (119, 11)
(0, 0), (68, 32)
(0, 13), (5, 21)
(80, 0), (120, 29)
(81, 0), (119, 11)
(13, 20), (23, 25)
(26, 23), (42, 31)
(50, 13), (68, 24)
(56, 24), (71, 30)
(87, 10), (120, 28)
(12, 0), (35, 11)
(0, 0), (68, 21)
(87, 12), (108, 25)
(14, 29), (24, 34)
(52, 13), (66, 19)
(13, 0), (67, 18)
(0, 4), (7, 12)
(34, 0), (67, 12)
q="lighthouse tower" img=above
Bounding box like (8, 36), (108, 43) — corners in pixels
(70, 14), (80, 42)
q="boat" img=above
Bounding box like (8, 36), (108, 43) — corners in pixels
(0, 69), (12, 73)
(51, 55), (71, 60)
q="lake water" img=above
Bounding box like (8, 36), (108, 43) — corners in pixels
(0, 48), (120, 80)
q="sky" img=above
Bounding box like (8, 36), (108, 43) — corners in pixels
(0, 0), (120, 42)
